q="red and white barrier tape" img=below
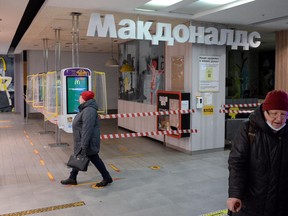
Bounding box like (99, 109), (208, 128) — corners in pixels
(100, 129), (197, 140)
(222, 103), (261, 108)
(99, 109), (194, 119)
(219, 109), (254, 113)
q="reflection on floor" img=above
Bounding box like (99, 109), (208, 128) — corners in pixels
(0, 113), (230, 216)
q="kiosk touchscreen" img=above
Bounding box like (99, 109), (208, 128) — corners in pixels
(58, 67), (92, 133)
(66, 76), (88, 114)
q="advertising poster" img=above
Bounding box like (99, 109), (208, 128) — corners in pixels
(171, 56), (184, 91)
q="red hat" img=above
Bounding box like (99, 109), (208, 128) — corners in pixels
(262, 90), (288, 111)
(81, 91), (94, 101)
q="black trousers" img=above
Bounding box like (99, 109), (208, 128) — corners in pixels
(69, 154), (111, 180)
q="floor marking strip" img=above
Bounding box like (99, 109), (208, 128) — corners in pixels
(47, 172), (54, 181)
(201, 209), (228, 216)
(109, 164), (121, 172)
(120, 154), (144, 158)
(149, 165), (161, 170)
(0, 201), (85, 216)
(39, 159), (45, 166)
(23, 130), (54, 181)
(0, 126), (12, 128)
(118, 146), (129, 152)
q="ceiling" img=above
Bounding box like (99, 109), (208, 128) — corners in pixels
(1, 0), (288, 55)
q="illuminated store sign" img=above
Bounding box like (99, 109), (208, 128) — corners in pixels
(87, 13), (261, 50)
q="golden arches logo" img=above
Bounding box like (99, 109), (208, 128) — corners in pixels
(74, 79), (81, 85)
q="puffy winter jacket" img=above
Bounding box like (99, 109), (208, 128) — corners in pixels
(72, 99), (100, 156)
(228, 105), (288, 216)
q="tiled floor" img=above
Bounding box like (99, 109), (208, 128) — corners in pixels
(0, 113), (230, 216)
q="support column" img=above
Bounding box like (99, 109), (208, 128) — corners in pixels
(275, 30), (288, 91)
(71, 12), (81, 67)
(48, 28), (69, 147)
(39, 38), (54, 134)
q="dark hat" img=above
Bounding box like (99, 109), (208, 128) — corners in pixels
(262, 90), (288, 111)
(81, 91), (94, 101)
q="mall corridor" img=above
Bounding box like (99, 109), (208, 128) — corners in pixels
(0, 113), (229, 216)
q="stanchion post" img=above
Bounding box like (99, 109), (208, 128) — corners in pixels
(25, 101), (29, 124)
(48, 124), (69, 147)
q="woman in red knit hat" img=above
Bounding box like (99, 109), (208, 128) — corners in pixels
(227, 90), (288, 216)
(61, 90), (113, 187)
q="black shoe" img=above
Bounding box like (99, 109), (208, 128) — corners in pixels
(61, 178), (77, 185)
(96, 178), (113, 187)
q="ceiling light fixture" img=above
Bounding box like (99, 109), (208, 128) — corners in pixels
(136, 0), (183, 11)
(120, 62), (135, 73)
(105, 39), (119, 67)
(192, 0), (255, 19)
(146, 0), (183, 7)
(135, 8), (156, 12)
(200, 0), (237, 5)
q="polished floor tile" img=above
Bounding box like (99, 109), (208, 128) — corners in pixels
(0, 113), (230, 216)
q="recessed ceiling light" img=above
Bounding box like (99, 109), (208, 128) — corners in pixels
(136, 0), (183, 11)
(135, 8), (156, 12)
(200, 0), (237, 5)
(192, 0), (255, 19)
(145, 0), (183, 7)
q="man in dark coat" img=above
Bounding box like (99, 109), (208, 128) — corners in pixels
(61, 90), (113, 187)
(227, 90), (288, 216)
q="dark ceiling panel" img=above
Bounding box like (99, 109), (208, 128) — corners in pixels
(9, 0), (46, 53)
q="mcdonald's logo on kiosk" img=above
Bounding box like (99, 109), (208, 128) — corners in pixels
(58, 67), (92, 133)
(74, 79), (81, 85)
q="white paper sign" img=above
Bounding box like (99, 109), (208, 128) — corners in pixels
(199, 56), (220, 92)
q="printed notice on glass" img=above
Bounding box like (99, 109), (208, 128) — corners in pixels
(199, 56), (220, 92)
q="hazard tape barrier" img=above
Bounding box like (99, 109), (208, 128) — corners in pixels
(99, 109), (195, 119)
(221, 103), (261, 108)
(100, 129), (197, 140)
(219, 109), (254, 114)
(219, 103), (260, 114)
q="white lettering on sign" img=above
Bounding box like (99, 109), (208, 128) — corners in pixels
(87, 13), (261, 50)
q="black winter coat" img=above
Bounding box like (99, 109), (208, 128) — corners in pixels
(228, 105), (288, 216)
(72, 99), (100, 156)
